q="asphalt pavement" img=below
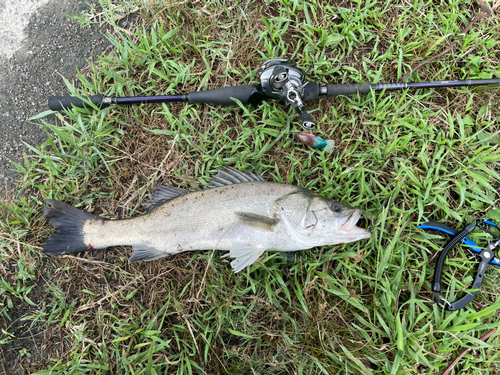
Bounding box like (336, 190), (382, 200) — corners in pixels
(0, 0), (110, 199)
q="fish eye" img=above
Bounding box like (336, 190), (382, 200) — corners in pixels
(331, 203), (341, 212)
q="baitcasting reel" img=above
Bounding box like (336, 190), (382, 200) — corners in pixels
(258, 59), (316, 130)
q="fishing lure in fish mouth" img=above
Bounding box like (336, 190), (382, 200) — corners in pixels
(293, 133), (335, 152)
(41, 167), (371, 273)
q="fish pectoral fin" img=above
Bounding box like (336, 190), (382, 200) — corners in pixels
(228, 245), (266, 273)
(129, 244), (170, 263)
(235, 212), (279, 232)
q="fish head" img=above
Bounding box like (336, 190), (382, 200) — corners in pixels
(301, 196), (371, 245)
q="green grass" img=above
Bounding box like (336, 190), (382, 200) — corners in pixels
(1, 0), (500, 373)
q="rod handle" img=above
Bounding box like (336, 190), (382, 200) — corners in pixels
(187, 85), (259, 105)
(325, 83), (372, 97)
(48, 95), (104, 111)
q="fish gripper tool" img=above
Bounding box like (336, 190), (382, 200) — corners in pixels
(418, 219), (500, 311)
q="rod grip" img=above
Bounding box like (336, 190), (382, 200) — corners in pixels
(187, 85), (258, 105)
(302, 82), (320, 101)
(48, 95), (104, 111)
(325, 83), (372, 97)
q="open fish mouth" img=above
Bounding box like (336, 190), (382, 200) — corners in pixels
(337, 210), (371, 237)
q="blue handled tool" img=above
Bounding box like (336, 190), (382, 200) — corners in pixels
(418, 221), (500, 266)
(418, 219), (500, 310)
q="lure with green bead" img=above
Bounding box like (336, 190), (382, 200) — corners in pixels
(294, 133), (335, 152)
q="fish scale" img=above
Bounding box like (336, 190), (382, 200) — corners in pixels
(117, 182), (300, 251)
(42, 167), (371, 273)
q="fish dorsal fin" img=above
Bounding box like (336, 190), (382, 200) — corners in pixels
(208, 166), (264, 188)
(235, 212), (278, 232)
(144, 186), (189, 214)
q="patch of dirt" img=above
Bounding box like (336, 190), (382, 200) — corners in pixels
(0, 272), (70, 375)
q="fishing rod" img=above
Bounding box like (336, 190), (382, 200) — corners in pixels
(48, 59), (500, 130)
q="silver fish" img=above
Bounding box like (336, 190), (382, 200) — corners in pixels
(42, 167), (371, 273)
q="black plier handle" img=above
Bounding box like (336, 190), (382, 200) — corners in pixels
(419, 219), (500, 310)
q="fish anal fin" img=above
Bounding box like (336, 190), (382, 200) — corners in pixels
(228, 245), (266, 273)
(129, 244), (170, 263)
(235, 212), (278, 232)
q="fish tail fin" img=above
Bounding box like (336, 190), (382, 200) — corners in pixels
(43, 199), (104, 255)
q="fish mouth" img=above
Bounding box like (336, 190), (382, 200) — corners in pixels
(337, 210), (371, 238)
